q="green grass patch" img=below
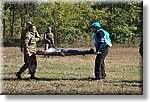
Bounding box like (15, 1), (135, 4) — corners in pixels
(1, 47), (142, 95)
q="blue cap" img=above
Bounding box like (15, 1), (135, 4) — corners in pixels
(91, 22), (101, 28)
(47, 26), (52, 31)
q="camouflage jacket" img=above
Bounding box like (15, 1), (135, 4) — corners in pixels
(24, 31), (40, 55)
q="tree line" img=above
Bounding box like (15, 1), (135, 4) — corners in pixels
(2, 1), (143, 47)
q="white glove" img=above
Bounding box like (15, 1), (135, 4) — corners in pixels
(95, 51), (102, 55)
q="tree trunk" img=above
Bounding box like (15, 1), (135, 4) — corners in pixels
(10, 4), (15, 36)
(3, 10), (6, 37)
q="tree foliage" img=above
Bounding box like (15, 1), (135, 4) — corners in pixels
(2, 1), (143, 47)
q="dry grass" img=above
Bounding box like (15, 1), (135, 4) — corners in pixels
(1, 47), (142, 95)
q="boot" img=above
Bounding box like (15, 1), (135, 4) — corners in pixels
(16, 72), (22, 79)
(30, 74), (37, 79)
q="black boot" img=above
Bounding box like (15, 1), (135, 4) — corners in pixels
(16, 72), (22, 79)
(30, 74), (37, 79)
(102, 74), (106, 79)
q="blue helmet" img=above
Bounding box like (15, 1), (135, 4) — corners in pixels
(47, 26), (52, 31)
(91, 22), (101, 28)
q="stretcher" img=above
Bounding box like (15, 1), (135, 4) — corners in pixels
(36, 48), (95, 56)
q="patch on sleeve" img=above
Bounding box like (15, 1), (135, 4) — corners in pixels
(100, 38), (104, 42)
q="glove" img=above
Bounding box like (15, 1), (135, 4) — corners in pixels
(27, 51), (36, 56)
(27, 53), (32, 57)
(95, 49), (101, 54)
(95, 51), (102, 55)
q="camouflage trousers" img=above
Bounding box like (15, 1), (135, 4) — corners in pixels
(19, 54), (37, 75)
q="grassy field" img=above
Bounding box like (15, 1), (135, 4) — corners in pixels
(1, 47), (142, 95)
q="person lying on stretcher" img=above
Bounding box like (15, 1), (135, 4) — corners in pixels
(36, 48), (95, 56)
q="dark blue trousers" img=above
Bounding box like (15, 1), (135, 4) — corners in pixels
(95, 47), (108, 79)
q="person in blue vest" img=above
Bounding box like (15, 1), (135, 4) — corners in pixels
(91, 22), (112, 80)
(139, 39), (143, 58)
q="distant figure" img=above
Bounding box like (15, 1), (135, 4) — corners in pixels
(44, 26), (55, 50)
(16, 24), (40, 79)
(139, 39), (143, 58)
(91, 22), (112, 80)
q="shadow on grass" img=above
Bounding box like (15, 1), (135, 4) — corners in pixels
(2, 78), (143, 95)
(2, 77), (96, 81)
(2, 77), (143, 86)
(105, 80), (143, 88)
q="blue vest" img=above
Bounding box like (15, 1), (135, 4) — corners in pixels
(93, 29), (112, 49)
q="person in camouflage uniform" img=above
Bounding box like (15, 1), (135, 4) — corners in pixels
(20, 21), (32, 52)
(44, 26), (55, 50)
(16, 24), (40, 79)
(20, 21), (40, 74)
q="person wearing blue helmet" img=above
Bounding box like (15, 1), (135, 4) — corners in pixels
(44, 26), (55, 51)
(91, 22), (112, 80)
